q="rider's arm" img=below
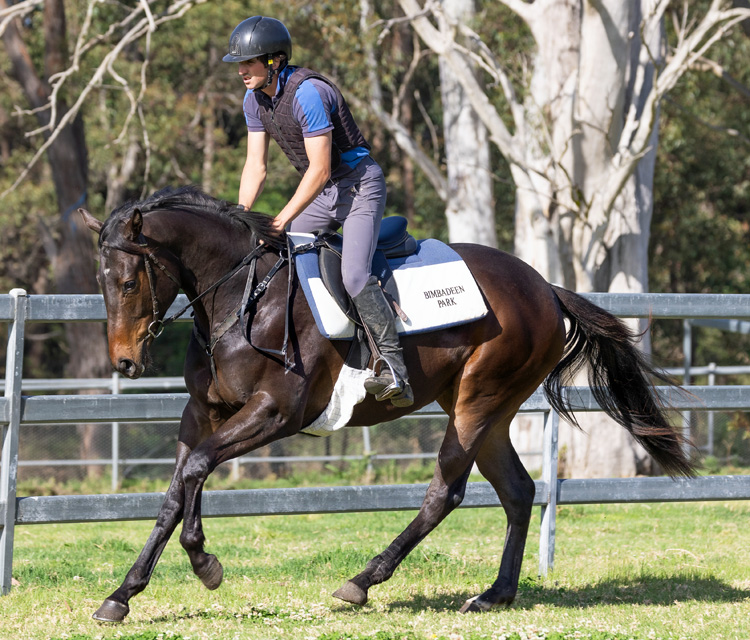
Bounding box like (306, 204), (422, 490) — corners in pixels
(270, 130), (332, 233)
(239, 130), (270, 210)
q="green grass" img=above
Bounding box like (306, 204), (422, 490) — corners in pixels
(3, 501), (750, 640)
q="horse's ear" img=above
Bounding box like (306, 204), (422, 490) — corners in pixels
(79, 208), (103, 235)
(124, 208), (143, 242)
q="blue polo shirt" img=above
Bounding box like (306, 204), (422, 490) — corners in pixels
(243, 66), (370, 170)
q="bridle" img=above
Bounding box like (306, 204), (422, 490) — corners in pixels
(141, 241), (268, 341)
(101, 232), (306, 389)
(102, 235), (268, 339)
(141, 248), (180, 340)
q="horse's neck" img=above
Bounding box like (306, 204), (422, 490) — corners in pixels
(150, 209), (253, 323)
(153, 210), (248, 284)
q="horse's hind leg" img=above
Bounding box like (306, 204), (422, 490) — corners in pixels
(333, 409), (486, 606)
(460, 422), (535, 613)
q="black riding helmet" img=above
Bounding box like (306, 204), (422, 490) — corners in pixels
(223, 16), (292, 63)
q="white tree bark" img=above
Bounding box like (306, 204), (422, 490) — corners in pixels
(360, 0), (494, 244)
(438, 0), (495, 246)
(396, 0), (750, 477)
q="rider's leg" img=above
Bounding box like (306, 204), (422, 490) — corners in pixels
(290, 158), (413, 407)
(339, 159), (413, 407)
(351, 275), (414, 406)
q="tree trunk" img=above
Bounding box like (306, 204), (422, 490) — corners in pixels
(396, 0), (749, 475)
(2, 1), (111, 477)
(511, 0), (580, 286)
(512, 1), (663, 477)
(438, 0), (495, 246)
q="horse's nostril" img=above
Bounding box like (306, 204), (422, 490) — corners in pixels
(117, 358), (137, 377)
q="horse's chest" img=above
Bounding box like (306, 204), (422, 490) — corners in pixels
(205, 377), (245, 425)
(207, 406), (224, 432)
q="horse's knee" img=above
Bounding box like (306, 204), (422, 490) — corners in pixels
(181, 451), (213, 487)
(155, 494), (183, 530)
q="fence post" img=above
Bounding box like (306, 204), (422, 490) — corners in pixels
(1, 289), (27, 595)
(362, 427), (373, 477)
(538, 409), (559, 577)
(682, 320), (692, 452)
(707, 362), (715, 456)
(111, 372), (120, 492)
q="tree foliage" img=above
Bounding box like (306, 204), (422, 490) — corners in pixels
(1, 0), (749, 381)
(651, 13), (750, 367)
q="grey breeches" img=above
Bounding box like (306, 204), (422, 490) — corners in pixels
(289, 156), (386, 297)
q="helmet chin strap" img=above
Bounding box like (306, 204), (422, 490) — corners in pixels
(263, 56), (275, 88)
(261, 56), (288, 90)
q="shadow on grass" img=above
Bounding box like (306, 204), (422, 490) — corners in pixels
(383, 574), (750, 613)
(141, 574), (748, 627)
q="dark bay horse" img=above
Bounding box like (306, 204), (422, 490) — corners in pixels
(80, 186), (693, 622)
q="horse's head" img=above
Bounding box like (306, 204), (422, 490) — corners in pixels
(80, 206), (181, 378)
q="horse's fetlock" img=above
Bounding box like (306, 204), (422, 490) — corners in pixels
(365, 555), (395, 584)
(371, 565), (394, 584)
(179, 529), (204, 552)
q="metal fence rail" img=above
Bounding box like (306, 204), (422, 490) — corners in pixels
(3, 291), (750, 596)
(4, 361), (747, 476)
(14, 475), (749, 525)
(0, 373), (452, 486)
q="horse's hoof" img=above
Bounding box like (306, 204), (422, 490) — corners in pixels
(92, 599), (129, 622)
(459, 595), (492, 614)
(332, 580), (368, 606)
(197, 554), (223, 590)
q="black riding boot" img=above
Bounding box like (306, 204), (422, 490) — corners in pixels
(352, 276), (414, 407)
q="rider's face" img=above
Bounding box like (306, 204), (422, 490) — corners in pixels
(238, 57), (267, 90)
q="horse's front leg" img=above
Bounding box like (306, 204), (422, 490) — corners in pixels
(178, 399), (296, 590)
(93, 399), (211, 623)
(93, 441), (191, 622)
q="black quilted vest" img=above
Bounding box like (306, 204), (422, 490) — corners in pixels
(254, 67), (370, 176)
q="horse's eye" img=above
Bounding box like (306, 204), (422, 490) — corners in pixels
(123, 280), (137, 293)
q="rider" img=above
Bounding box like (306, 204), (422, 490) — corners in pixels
(223, 16), (413, 407)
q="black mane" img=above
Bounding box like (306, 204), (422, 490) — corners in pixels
(101, 185), (284, 249)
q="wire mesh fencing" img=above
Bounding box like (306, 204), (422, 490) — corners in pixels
(16, 404), (748, 491)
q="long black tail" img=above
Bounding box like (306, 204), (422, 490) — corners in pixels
(544, 286), (695, 477)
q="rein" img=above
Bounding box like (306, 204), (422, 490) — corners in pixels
(103, 233), (301, 395)
(145, 242), (267, 339)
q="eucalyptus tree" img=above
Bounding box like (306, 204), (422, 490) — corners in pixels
(3, 0), (749, 478)
(377, 0), (750, 476)
(1, 0), (209, 472)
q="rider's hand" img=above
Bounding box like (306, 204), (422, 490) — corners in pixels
(258, 215), (286, 246)
(270, 215), (287, 236)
